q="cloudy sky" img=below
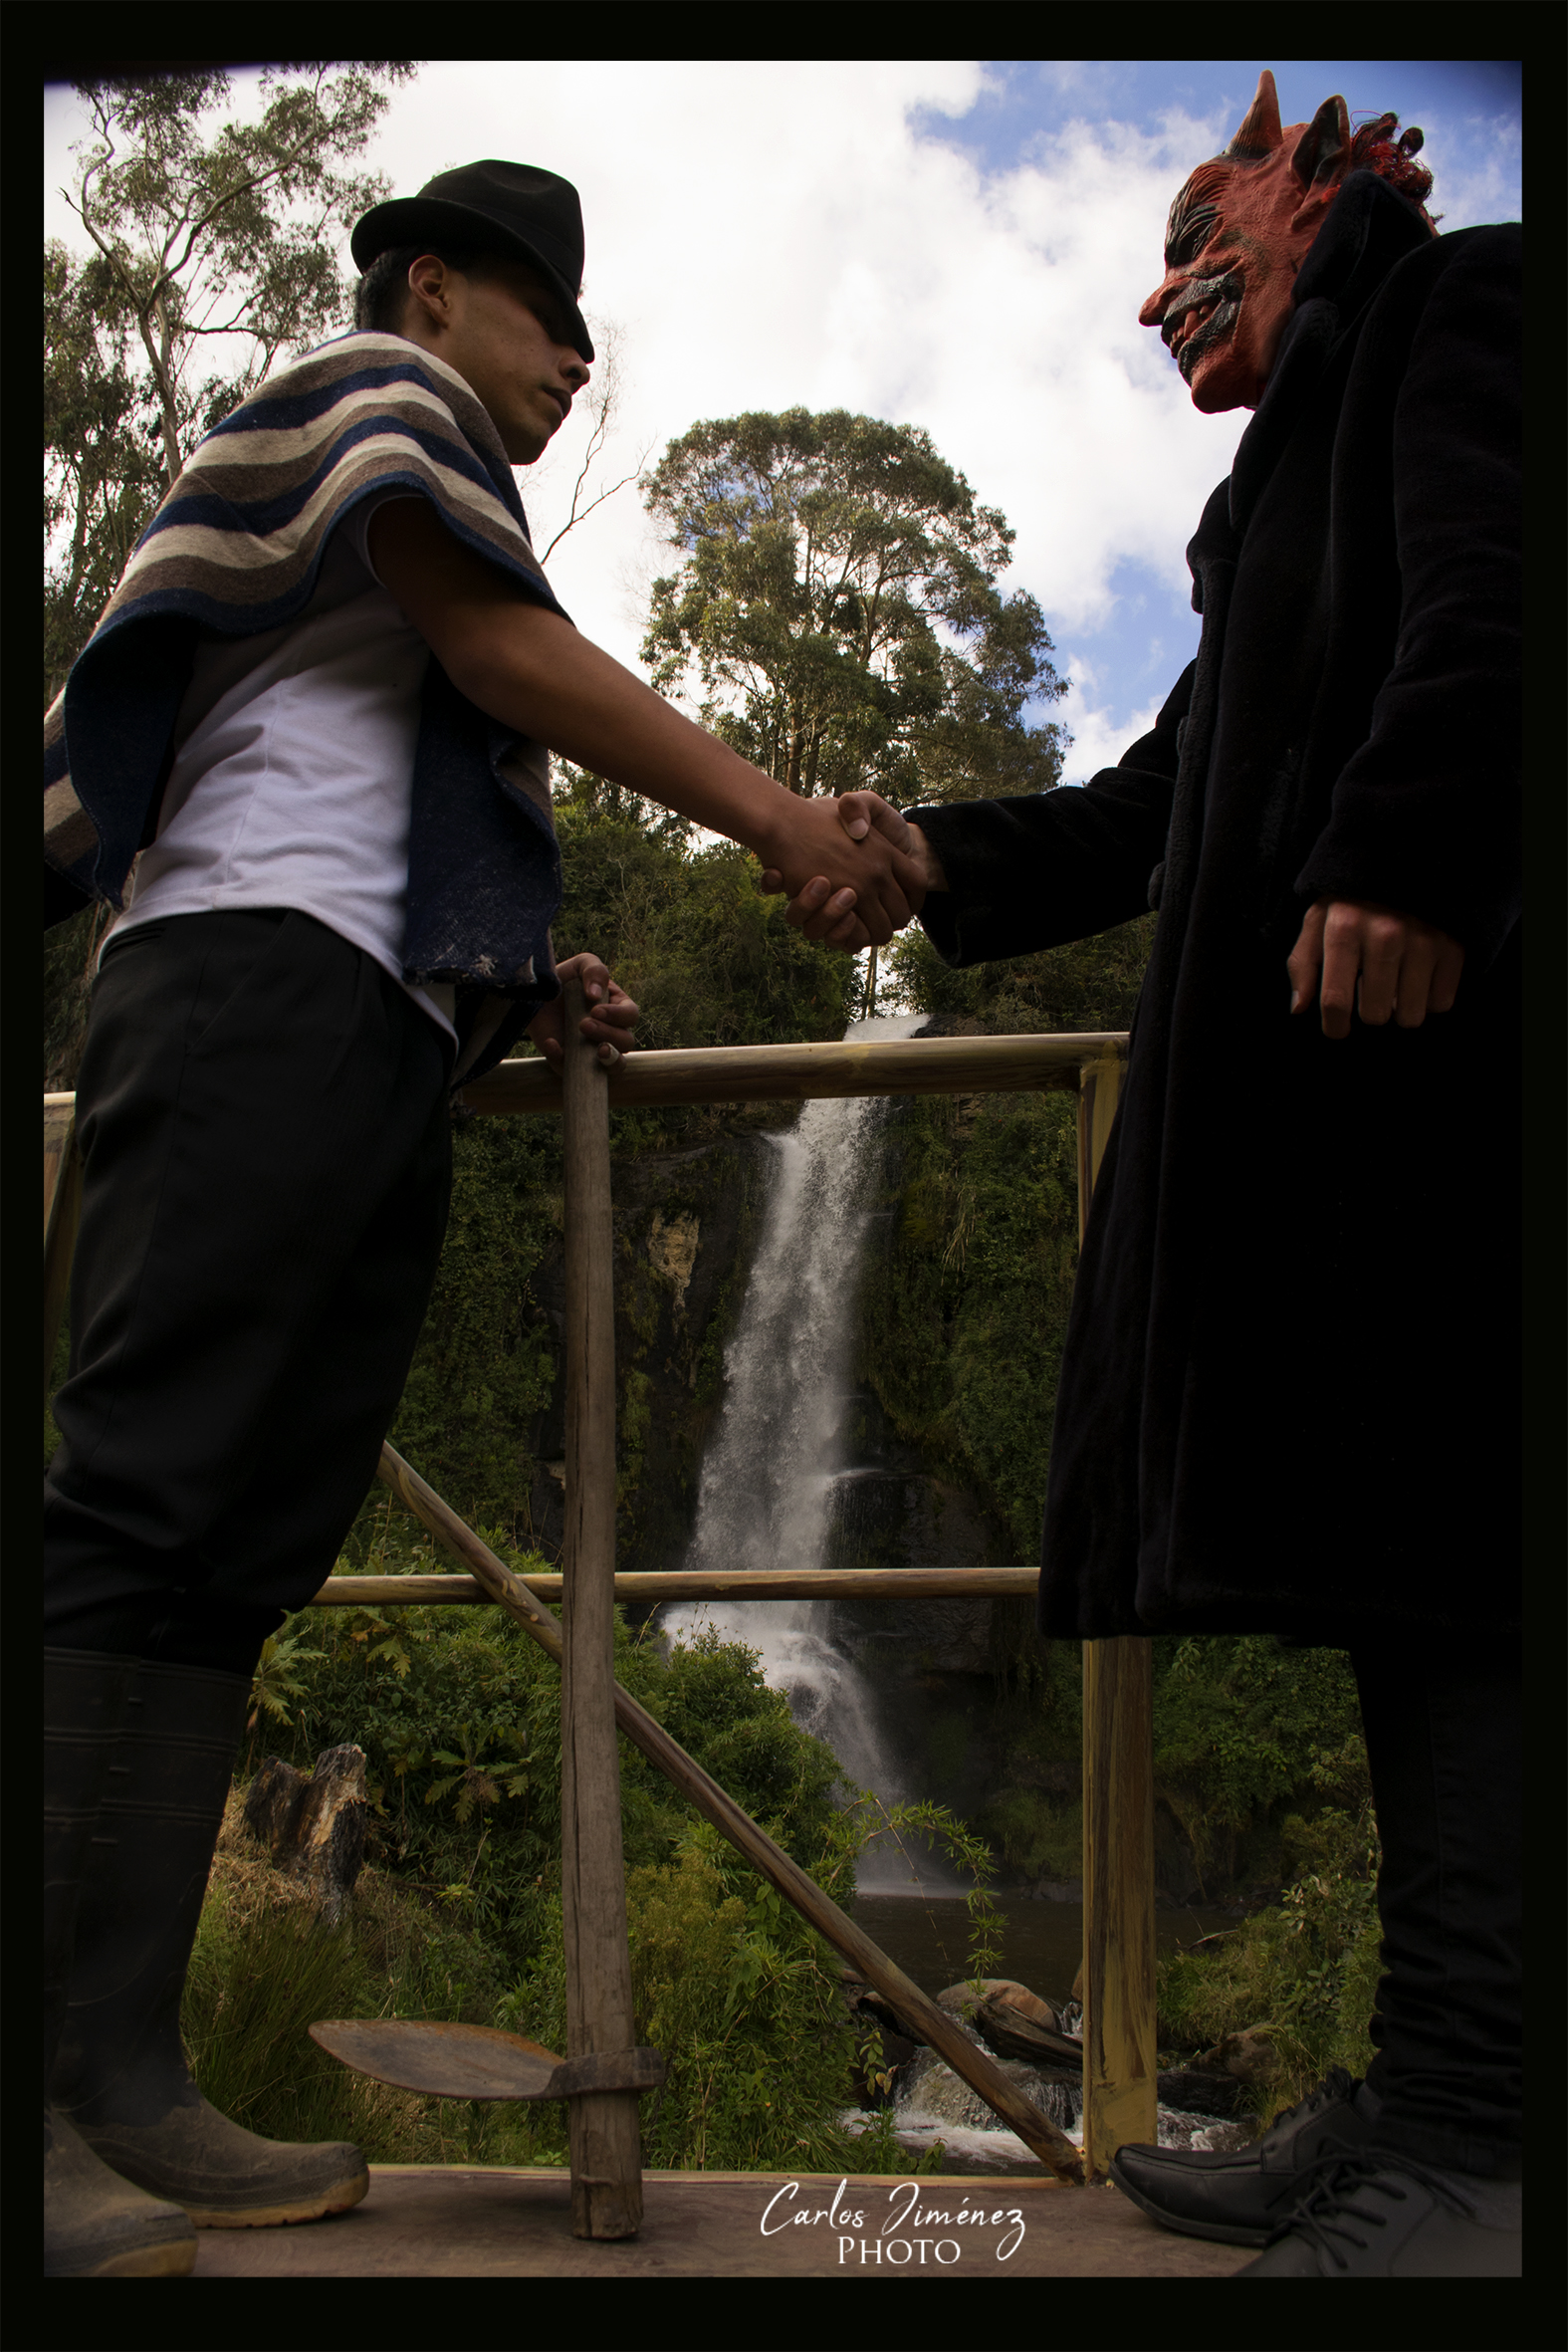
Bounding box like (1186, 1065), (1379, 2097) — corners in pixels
(45, 58), (1521, 783)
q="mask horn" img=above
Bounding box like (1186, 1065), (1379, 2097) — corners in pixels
(1291, 95), (1353, 190)
(1223, 68), (1283, 159)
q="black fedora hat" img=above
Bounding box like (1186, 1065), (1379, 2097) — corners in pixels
(351, 160), (593, 361)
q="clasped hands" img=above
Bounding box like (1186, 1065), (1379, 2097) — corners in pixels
(756, 790), (942, 947)
(757, 789), (1464, 1037)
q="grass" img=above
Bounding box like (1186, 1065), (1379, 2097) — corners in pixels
(1156, 1802), (1384, 2120)
(183, 1793), (548, 2166)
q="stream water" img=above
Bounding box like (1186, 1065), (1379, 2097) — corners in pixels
(844, 1895), (1250, 2175)
(850, 1894), (1240, 2010)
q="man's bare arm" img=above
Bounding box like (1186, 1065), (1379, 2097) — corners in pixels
(367, 501), (924, 945)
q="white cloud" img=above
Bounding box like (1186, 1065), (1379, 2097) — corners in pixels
(1058, 659), (1168, 788)
(1417, 110), (1522, 232)
(45, 64), (1245, 683)
(40, 64), (1259, 702)
(481, 64), (1248, 671)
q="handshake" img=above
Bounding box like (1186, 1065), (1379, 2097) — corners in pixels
(754, 791), (949, 949)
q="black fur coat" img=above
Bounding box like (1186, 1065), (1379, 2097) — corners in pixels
(911, 176), (1521, 1642)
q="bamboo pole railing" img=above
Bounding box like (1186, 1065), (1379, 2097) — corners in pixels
(43, 1095), (81, 1393)
(456, 1030), (1119, 1115)
(309, 1567), (1042, 1605)
(557, 978), (643, 2236)
(44, 1026), (1152, 2186)
(1073, 1051), (1157, 2176)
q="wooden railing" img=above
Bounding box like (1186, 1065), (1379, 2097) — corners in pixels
(44, 1024), (1151, 2210)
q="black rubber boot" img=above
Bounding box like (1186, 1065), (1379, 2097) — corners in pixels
(45, 1649), (196, 2277)
(1234, 2150), (1522, 2275)
(1108, 2067), (1378, 2246)
(52, 1658), (368, 2230)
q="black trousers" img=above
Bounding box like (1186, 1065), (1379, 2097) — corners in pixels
(44, 909), (453, 1679)
(1351, 1635), (1522, 2179)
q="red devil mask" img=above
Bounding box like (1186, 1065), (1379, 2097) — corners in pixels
(1139, 71), (1363, 412)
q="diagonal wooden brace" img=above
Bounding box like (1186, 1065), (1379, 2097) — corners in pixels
(375, 1443), (1086, 2183)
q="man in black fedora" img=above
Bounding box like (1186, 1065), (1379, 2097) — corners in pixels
(43, 157), (925, 2275)
(349, 157), (598, 359)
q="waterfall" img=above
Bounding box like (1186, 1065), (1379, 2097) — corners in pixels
(662, 1013), (951, 1885)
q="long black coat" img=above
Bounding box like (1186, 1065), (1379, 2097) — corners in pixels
(913, 176), (1521, 1643)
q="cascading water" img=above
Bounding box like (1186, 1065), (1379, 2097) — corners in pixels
(662, 1012), (947, 1885)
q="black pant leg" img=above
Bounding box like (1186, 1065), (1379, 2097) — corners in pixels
(45, 909), (452, 1676)
(1352, 1633), (1522, 2179)
(136, 1063), (453, 1667)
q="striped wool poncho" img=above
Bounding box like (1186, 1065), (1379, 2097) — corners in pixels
(43, 332), (569, 1084)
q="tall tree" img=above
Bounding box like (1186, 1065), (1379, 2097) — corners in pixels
(640, 408), (1069, 807)
(45, 62), (415, 703)
(44, 63), (415, 1086)
(44, 239), (166, 709)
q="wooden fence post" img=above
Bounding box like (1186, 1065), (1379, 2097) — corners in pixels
(1076, 1050), (1157, 2178)
(559, 982), (644, 2239)
(45, 1096), (81, 1396)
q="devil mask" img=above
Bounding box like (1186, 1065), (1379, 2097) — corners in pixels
(1139, 70), (1435, 413)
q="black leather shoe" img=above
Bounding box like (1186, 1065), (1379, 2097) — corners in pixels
(1108, 2067), (1376, 2246)
(1235, 2152), (1521, 2276)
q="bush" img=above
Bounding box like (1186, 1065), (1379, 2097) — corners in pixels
(1157, 1748), (1384, 2119)
(488, 1831), (918, 2174)
(228, 1555), (998, 2171)
(858, 1086), (1080, 1559)
(1151, 1637), (1367, 1897)
(264, 1533), (858, 1952)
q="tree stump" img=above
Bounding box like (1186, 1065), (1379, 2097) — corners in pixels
(243, 1745), (367, 1923)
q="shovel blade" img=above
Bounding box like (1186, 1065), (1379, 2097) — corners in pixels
(311, 2017), (563, 2103)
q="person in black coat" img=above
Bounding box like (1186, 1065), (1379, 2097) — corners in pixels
(782, 72), (1521, 2278)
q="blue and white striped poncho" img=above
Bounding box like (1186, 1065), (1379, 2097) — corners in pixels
(43, 332), (569, 1085)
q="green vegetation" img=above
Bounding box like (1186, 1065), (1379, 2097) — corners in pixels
(1157, 1739), (1383, 2120)
(271, 1521), (856, 1950)
(202, 1548), (989, 2170)
(47, 65), (413, 701)
(184, 1821), (500, 2164)
(860, 1085), (1080, 1561)
(552, 776), (854, 1054)
(885, 909), (1158, 1036)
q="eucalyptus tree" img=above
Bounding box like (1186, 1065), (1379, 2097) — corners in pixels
(640, 407), (1068, 808)
(45, 62), (415, 701)
(43, 63), (415, 1086)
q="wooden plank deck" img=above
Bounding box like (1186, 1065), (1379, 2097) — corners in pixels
(192, 2168), (1251, 2277)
